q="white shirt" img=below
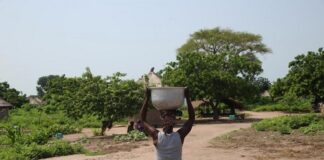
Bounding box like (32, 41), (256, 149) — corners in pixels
(155, 131), (182, 160)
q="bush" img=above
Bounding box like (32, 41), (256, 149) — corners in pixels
(0, 141), (85, 160)
(252, 114), (323, 134)
(0, 108), (86, 159)
(28, 129), (51, 145)
(300, 120), (324, 134)
(77, 115), (101, 128)
(92, 128), (102, 136)
(251, 98), (312, 113)
(48, 124), (80, 135)
(113, 130), (147, 142)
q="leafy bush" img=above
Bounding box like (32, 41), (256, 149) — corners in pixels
(92, 128), (102, 136)
(113, 130), (147, 142)
(48, 124), (80, 135)
(252, 114), (323, 134)
(300, 120), (324, 134)
(77, 115), (101, 128)
(0, 141), (84, 160)
(0, 108), (86, 159)
(28, 129), (51, 145)
(251, 97), (312, 113)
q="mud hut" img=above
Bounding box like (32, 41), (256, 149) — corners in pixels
(0, 98), (13, 119)
(28, 95), (44, 106)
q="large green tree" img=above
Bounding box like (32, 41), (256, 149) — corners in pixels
(43, 68), (144, 122)
(36, 75), (61, 97)
(270, 48), (324, 112)
(178, 27), (271, 56)
(161, 27), (270, 118)
(0, 82), (27, 107)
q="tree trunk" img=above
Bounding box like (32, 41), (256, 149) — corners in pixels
(211, 101), (219, 120)
(312, 97), (320, 113)
(101, 120), (113, 135)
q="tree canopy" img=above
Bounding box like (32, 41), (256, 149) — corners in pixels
(36, 75), (61, 97)
(178, 27), (271, 55)
(161, 27), (271, 117)
(270, 48), (324, 111)
(43, 68), (144, 121)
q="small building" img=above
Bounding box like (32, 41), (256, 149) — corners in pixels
(138, 67), (163, 88)
(0, 98), (13, 120)
(28, 95), (44, 106)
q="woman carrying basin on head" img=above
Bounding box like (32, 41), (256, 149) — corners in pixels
(140, 87), (195, 160)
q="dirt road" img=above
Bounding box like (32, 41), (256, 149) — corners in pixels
(46, 111), (285, 160)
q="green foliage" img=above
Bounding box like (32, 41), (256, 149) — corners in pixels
(252, 114), (323, 134)
(77, 115), (102, 128)
(270, 48), (324, 111)
(7, 108), (80, 134)
(252, 77), (271, 94)
(300, 120), (324, 134)
(0, 141), (84, 160)
(0, 82), (27, 107)
(92, 128), (102, 136)
(43, 68), (144, 122)
(178, 27), (271, 55)
(0, 108), (85, 159)
(36, 75), (61, 97)
(113, 130), (147, 142)
(251, 99), (312, 113)
(161, 27), (270, 111)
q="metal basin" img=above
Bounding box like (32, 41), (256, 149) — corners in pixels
(150, 87), (185, 110)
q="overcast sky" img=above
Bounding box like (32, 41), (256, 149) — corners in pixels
(0, 0), (323, 95)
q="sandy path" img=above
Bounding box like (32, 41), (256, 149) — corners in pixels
(46, 111), (285, 160)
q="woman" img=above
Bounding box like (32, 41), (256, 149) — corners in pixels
(140, 88), (195, 160)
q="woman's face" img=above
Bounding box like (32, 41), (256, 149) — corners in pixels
(161, 111), (176, 129)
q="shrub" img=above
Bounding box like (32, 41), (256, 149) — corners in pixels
(251, 99), (312, 113)
(252, 114), (323, 134)
(77, 115), (101, 128)
(300, 120), (324, 134)
(0, 108), (86, 159)
(113, 130), (147, 142)
(48, 124), (80, 135)
(28, 129), (51, 145)
(0, 141), (85, 160)
(92, 128), (102, 136)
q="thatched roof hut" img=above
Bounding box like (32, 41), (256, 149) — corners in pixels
(0, 98), (12, 108)
(0, 98), (12, 119)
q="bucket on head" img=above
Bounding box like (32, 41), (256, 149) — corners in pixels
(150, 87), (185, 110)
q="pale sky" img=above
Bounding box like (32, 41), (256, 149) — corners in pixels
(0, 0), (323, 95)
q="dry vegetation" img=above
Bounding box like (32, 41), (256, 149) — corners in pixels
(76, 135), (150, 155)
(210, 128), (324, 160)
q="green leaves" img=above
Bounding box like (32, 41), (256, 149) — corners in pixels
(42, 68), (144, 122)
(161, 27), (270, 108)
(178, 27), (271, 55)
(270, 48), (324, 111)
(0, 82), (27, 108)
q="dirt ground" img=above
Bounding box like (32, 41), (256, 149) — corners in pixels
(211, 128), (324, 160)
(45, 111), (300, 160)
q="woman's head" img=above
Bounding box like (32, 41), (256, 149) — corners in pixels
(160, 110), (177, 133)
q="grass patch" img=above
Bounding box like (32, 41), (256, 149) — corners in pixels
(252, 114), (324, 134)
(113, 130), (147, 142)
(247, 96), (312, 113)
